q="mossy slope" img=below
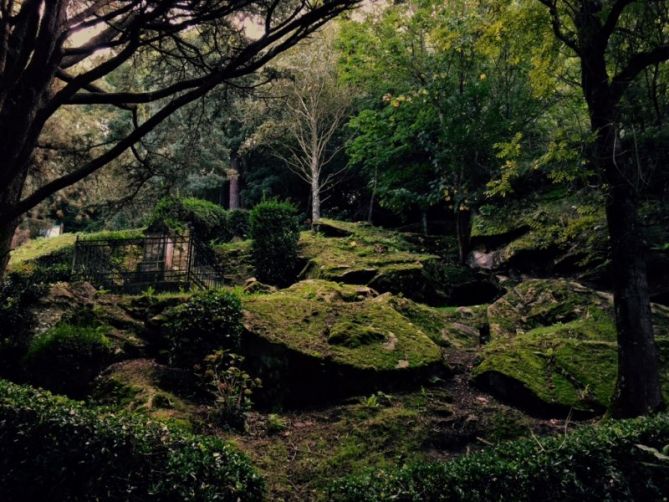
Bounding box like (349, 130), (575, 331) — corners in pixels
(241, 280), (449, 405)
(300, 219), (478, 304)
(92, 358), (197, 426)
(243, 280), (441, 371)
(474, 279), (669, 414)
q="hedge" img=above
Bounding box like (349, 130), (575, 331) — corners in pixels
(23, 323), (114, 398)
(0, 379), (264, 501)
(328, 413), (669, 501)
(250, 200), (300, 286)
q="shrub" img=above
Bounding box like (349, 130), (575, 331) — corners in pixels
(149, 197), (229, 242)
(328, 413), (669, 501)
(164, 289), (243, 368)
(250, 200), (300, 286)
(228, 209), (251, 239)
(23, 323), (114, 398)
(0, 379), (264, 501)
(0, 273), (45, 378)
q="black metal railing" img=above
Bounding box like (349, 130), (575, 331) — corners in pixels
(71, 232), (225, 292)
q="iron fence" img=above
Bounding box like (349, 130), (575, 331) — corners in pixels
(71, 233), (225, 292)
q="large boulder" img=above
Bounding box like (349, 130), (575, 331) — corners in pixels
(241, 280), (446, 405)
(469, 192), (610, 282)
(468, 190), (669, 305)
(300, 219), (499, 306)
(473, 279), (669, 415)
(213, 219), (500, 306)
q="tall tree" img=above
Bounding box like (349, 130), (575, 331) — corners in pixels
(249, 27), (352, 225)
(0, 0), (358, 276)
(342, 0), (542, 257)
(536, 0), (669, 417)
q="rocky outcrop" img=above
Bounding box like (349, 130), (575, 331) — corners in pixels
(473, 279), (669, 416)
(31, 281), (146, 357)
(241, 280), (447, 405)
(300, 219), (499, 306)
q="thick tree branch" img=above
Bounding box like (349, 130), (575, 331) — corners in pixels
(601, 0), (634, 45)
(611, 44), (669, 102)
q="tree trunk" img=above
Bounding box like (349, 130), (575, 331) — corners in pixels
(0, 168), (29, 279)
(421, 210), (428, 235)
(602, 143), (663, 417)
(0, 219), (18, 280)
(588, 100), (662, 417)
(455, 208), (472, 264)
(367, 175), (376, 225)
(311, 170), (321, 229)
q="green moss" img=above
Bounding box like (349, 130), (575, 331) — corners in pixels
(472, 190), (610, 275)
(384, 296), (484, 349)
(92, 359), (196, 424)
(475, 279), (669, 412)
(8, 233), (76, 270)
(78, 228), (145, 241)
(475, 318), (618, 411)
(243, 280), (441, 371)
(329, 322), (387, 348)
(487, 279), (611, 338)
(300, 229), (437, 285)
(238, 402), (429, 499)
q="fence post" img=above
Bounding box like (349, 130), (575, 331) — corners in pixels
(71, 235), (79, 280)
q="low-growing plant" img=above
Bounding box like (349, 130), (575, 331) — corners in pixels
(266, 413), (288, 435)
(328, 413), (669, 501)
(23, 323), (114, 397)
(0, 379), (264, 501)
(250, 199), (300, 286)
(163, 289), (243, 367)
(201, 350), (262, 431)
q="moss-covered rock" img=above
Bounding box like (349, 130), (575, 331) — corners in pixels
(470, 190), (610, 282)
(241, 280), (445, 405)
(30, 282), (146, 356)
(213, 219), (499, 305)
(92, 358), (197, 426)
(473, 279), (669, 415)
(300, 219), (498, 305)
(381, 296), (485, 349)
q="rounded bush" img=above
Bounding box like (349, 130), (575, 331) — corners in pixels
(164, 289), (243, 367)
(149, 197), (229, 242)
(23, 323), (114, 397)
(250, 200), (300, 286)
(0, 380), (264, 501)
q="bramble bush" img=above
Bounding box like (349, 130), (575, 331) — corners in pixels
(327, 413), (669, 501)
(149, 198), (251, 243)
(250, 200), (300, 286)
(228, 209), (251, 239)
(163, 289), (243, 368)
(0, 379), (264, 501)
